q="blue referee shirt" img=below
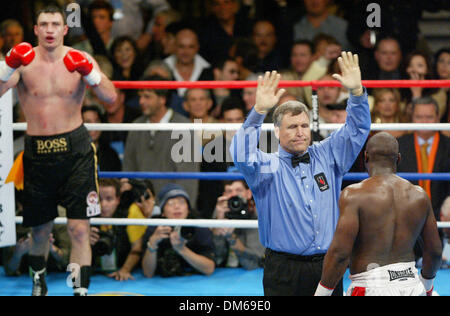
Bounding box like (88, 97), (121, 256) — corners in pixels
(231, 91), (371, 255)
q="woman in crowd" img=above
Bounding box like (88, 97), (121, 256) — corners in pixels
(371, 88), (406, 138)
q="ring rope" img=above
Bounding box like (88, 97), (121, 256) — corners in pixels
(99, 172), (450, 181)
(13, 216), (450, 229)
(113, 79), (450, 90)
(12, 123), (450, 132)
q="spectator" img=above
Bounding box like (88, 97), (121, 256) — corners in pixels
(199, 0), (252, 65)
(110, 36), (145, 107)
(98, 89), (142, 161)
(345, 9), (377, 78)
(326, 99), (348, 124)
(368, 37), (403, 80)
(110, 0), (168, 41)
(143, 59), (174, 79)
(183, 88), (217, 124)
(435, 48), (450, 129)
(252, 20), (287, 72)
(212, 180), (265, 270)
(123, 75), (200, 209)
(293, 0), (350, 50)
(397, 97), (450, 232)
(109, 179), (158, 281)
(229, 37), (259, 81)
(0, 19), (24, 57)
(91, 179), (130, 276)
(371, 88), (406, 138)
(160, 21), (183, 58)
(82, 105), (122, 171)
(211, 57), (241, 118)
(402, 51), (446, 121)
(345, 0), (443, 57)
(164, 27), (214, 116)
(137, 8), (181, 59)
(141, 184), (215, 278)
(197, 96), (246, 218)
(315, 73), (341, 138)
(435, 48), (450, 80)
(242, 73), (261, 113)
(73, 0), (115, 57)
(283, 37), (341, 108)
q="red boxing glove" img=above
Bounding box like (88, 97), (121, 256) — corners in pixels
(6, 42), (35, 68)
(63, 49), (101, 86)
(0, 42), (35, 82)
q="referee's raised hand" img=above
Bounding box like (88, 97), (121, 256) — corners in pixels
(332, 51), (364, 96)
(254, 71), (286, 114)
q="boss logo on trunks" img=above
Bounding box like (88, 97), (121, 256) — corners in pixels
(388, 268), (415, 281)
(34, 138), (70, 155)
(314, 173), (329, 192)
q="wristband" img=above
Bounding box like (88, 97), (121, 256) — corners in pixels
(314, 282), (334, 296)
(147, 241), (158, 253)
(84, 69), (102, 87)
(0, 61), (16, 82)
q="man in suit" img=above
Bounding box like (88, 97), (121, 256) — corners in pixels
(123, 75), (200, 208)
(397, 96), (450, 244)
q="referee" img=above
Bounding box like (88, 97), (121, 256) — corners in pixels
(230, 52), (371, 296)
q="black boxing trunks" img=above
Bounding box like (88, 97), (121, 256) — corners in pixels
(22, 125), (101, 227)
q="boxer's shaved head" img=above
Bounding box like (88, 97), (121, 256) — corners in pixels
(366, 132), (400, 165)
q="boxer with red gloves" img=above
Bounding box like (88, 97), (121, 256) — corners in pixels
(0, 6), (117, 297)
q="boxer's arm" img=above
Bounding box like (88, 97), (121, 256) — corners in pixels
(316, 188), (359, 295)
(85, 53), (117, 104)
(421, 192), (442, 283)
(0, 69), (20, 98)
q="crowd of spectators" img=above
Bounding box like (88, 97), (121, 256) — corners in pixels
(1, 0), (449, 278)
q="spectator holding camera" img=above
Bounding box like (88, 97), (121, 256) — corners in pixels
(91, 179), (130, 278)
(212, 180), (265, 270)
(141, 184), (215, 278)
(95, 178), (159, 281)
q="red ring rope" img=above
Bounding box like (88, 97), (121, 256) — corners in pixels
(113, 80), (450, 90)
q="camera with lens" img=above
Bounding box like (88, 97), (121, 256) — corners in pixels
(120, 179), (151, 209)
(93, 230), (115, 257)
(128, 179), (150, 201)
(174, 226), (195, 242)
(226, 196), (251, 220)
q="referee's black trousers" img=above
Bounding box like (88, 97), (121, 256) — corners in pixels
(263, 249), (344, 296)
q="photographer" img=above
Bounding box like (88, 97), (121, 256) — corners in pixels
(212, 180), (265, 270)
(92, 178), (159, 281)
(116, 179), (158, 281)
(141, 184), (215, 278)
(91, 179), (130, 277)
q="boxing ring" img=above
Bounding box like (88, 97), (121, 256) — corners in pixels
(1, 79), (450, 296)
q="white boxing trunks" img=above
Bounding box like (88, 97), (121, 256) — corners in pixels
(347, 262), (426, 296)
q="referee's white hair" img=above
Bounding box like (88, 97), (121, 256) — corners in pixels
(273, 101), (309, 127)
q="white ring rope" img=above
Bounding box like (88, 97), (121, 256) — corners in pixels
(14, 217), (450, 229)
(12, 123), (450, 132)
